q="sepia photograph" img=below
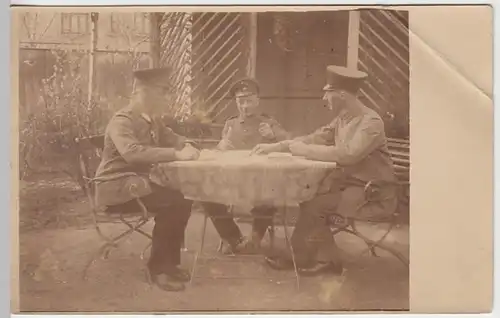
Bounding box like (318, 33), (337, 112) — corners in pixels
(15, 6), (411, 313)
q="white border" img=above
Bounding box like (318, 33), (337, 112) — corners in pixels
(8, 0), (498, 6)
(5, 1), (498, 318)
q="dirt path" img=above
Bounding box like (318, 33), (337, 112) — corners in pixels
(19, 213), (409, 313)
(18, 175), (409, 313)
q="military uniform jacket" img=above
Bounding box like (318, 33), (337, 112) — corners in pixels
(297, 103), (397, 187)
(217, 113), (290, 150)
(94, 105), (189, 207)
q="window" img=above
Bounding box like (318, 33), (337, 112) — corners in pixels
(109, 13), (120, 33)
(133, 13), (149, 35)
(22, 12), (41, 41)
(61, 13), (89, 35)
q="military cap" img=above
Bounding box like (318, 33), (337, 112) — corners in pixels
(229, 78), (260, 97)
(133, 67), (174, 88)
(323, 65), (368, 93)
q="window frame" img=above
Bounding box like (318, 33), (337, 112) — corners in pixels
(61, 13), (89, 35)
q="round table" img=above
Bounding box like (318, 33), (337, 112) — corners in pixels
(150, 150), (338, 211)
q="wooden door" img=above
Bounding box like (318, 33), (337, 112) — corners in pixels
(256, 11), (350, 136)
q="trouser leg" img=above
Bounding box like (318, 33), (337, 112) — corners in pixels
(142, 186), (192, 274)
(180, 203), (190, 250)
(201, 201), (243, 246)
(291, 192), (342, 267)
(251, 206), (276, 244)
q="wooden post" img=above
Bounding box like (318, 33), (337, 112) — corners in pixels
(347, 10), (360, 69)
(149, 12), (162, 68)
(247, 13), (257, 78)
(87, 12), (98, 107)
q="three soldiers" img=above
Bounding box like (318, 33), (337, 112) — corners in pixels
(95, 63), (397, 292)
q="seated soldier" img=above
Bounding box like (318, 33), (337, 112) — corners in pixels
(94, 67), (201, 292)
(252, 65), (398, 276)
(201, 78), (291, 254)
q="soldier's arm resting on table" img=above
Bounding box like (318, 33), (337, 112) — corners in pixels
(109, 114), (181, 164)
(273, 124), (335, 152)
(293, 118), (337, 145)
(303, 117), (385, 165)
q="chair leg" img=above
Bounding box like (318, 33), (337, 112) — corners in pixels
(368, 246), (379, 257)
(140, 241), (152, 260)
(190, 213), (209, 286)
(268, 225), (275, 250)
(120, 217), (153, 240)
(217, 240), (224, 253)
(342, 227), (409, 267)
(352, 220), (393, 259)
(120, 217), (154, 259)
(82, 241), (117, 280)
(82, 223), (140, 280)
(282, 208), (300, 291)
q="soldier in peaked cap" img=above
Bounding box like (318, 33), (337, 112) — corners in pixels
(94, 67), (200, 292)
(252, 65), (398, 276)
(201, 77), (292, 255)
(218, 78), (290, 150)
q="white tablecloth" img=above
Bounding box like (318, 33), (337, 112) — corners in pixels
(150, 150), (338, 210)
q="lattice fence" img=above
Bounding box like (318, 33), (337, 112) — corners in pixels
(159, 12), (193, 119)
(159, 12), (248, 123)
(357, 9), (410, 137)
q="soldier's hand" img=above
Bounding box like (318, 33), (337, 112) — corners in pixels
(259, 123), (275, 139)
(175, 143), (200, 161)
(289, 141), (309, 156)
(251, 143), (281, 155)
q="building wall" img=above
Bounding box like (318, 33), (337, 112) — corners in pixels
(18, 11), (153, 119)
(18, 11), (151, 52)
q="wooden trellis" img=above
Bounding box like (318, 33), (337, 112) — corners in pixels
(159, 12), (249, 121)
(158, 12), (194, 118)
(357, 9), (410, 136)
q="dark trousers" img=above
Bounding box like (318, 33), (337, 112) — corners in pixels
(201, 202), (275, 246)
(109, 184), (192, 275)
(291, 185), (398, 266)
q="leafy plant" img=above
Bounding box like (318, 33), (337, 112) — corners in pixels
(19, 49), (93, 181)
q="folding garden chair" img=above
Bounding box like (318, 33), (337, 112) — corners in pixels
(74, 135), (155, 280)
(326, 137), (410, 268)
(326, 179), (410, 268)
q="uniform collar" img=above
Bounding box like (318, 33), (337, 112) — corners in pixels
(339, 100), (365, 121)
(128, 100), (154, 124)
